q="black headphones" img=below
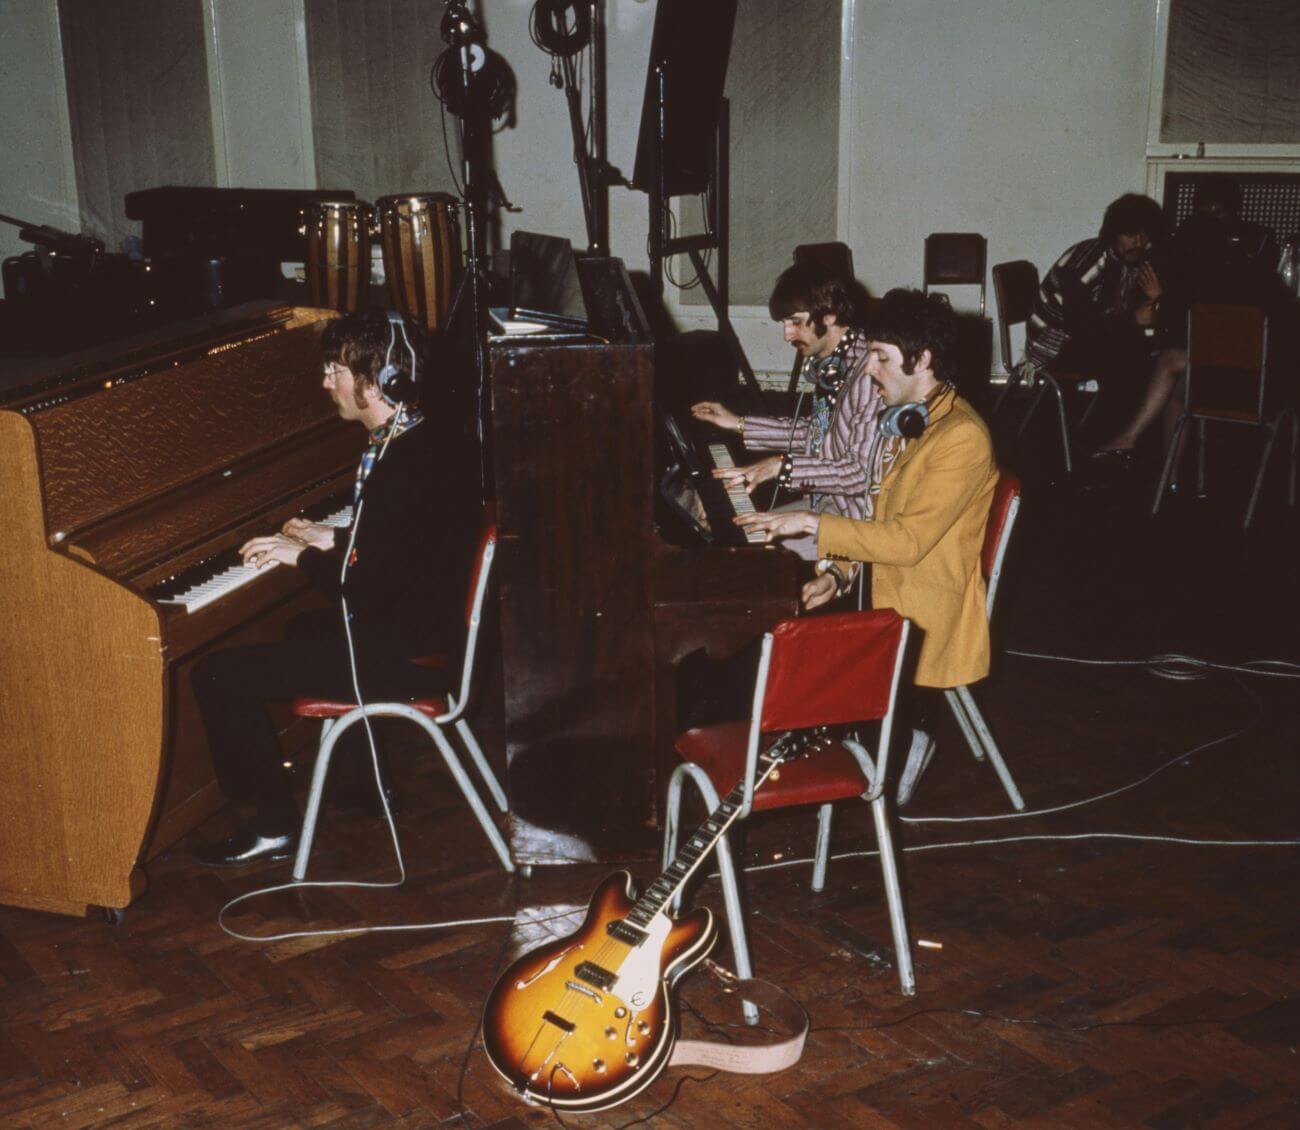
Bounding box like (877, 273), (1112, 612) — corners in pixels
(877, 401), (930, 440)
(377, 310), (417, 406)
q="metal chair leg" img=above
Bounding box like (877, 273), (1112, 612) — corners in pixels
(712, 829), (759, 1024)
(871, 796), (915, 996)
(451, 716), (508, 812)
(1196, 419), (1208, 498)
(944, 687), (985, 761)
(421, 715), (514, 872)
(293, 716), (345, 881)
(1045, 375), (1073, 474)
(1245, 417), (1282, 529)
(1152, 413), (1189, 516)
(1289, 411), (1298, 507)
(812, 804), (834, 892)
(954, 685), (1025, 810)
(1016, 381), (1048, 441)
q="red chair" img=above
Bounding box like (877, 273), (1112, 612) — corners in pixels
(662, 609), (916, 1016)
(937, 472), (1025, 810)
(290, 521), (513, 877)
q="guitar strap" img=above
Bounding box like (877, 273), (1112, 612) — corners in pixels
(668, 960), (809, 1075)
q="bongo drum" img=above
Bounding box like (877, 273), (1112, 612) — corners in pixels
(376, 193), (462, 330)
(303, 201), (372, 312)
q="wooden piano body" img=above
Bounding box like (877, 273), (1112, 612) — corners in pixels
(0, 303), (360, 916)
(490, 261), (800, 866)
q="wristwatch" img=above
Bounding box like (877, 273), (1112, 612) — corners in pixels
(815, 558), (851, 596)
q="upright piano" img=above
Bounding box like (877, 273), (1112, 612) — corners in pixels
(0, 302), (360, 916)
(491, 260), (800, 866)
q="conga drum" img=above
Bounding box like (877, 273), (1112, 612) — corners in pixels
(376, 193), (462, 330)
(303, 201), (372, 312)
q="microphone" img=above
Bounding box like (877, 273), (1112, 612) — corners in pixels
(441, 1), (483, 48)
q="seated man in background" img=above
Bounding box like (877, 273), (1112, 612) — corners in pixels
(737, 289), (997, 800)
(1095, 181), (1291, 461)
(190, 312), (480, 866)
(690, 262), (881, 559)
(1025, 193), (1167, 429)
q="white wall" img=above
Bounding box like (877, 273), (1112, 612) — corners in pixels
(845, 0), (1158, 368)
(0, 1), (78, 263)
(479, 0), (656, 271)
(205, 0), (315, 188)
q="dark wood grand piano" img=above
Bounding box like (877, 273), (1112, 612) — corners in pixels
(491, 260), (800, 867)
(0, 302), (361, 916)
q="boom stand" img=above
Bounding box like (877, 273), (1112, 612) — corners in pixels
(646, 64), (760, 397)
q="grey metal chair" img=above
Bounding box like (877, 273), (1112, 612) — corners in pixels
(1152, 303), (1297, 528)
(991, 259), (1100, 475)
(290, 522), (513, 878)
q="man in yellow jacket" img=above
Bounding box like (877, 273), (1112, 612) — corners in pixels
(737, 288), (998, 801)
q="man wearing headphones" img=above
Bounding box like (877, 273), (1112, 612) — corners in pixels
(736, 289), (997, 800)
(689, 262), (881, 559)
(190, 311), (480, 867)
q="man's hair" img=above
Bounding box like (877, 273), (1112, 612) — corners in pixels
(319, 311), (427, 409)
(767, 262), (858, 330)
(1193, 179), (1241, 217)
(866, 288), (958, 379)
(1099, 193), (1165, 244)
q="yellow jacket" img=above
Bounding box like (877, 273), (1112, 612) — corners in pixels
(817, 393), (997, 688)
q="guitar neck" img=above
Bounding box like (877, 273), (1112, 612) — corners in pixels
(623, 735), (797, 930)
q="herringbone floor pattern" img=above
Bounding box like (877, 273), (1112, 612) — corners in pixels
(2, 483), (1298, 1128)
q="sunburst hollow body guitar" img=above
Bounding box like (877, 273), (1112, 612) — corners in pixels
(482, 733), (812, 1112)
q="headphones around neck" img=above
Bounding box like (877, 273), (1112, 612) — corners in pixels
(877, 382), (954, 440)
(377, 310), (417, 406)
(877, 401), (930, 440)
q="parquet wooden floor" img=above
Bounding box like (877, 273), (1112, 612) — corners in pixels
(2, 476), (1298, 1128)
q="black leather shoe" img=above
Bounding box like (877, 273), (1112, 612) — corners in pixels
(192, 826), (298, 868)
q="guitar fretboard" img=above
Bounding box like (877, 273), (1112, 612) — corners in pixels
(624, 734), (801, 930)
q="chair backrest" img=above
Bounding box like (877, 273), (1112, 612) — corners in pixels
(981, 472), (1021, 618)
(991, 260), (1039, 375)
(737, 610), (911, 816)
(1185, 303), (1269, 424)
(924, 233), (987, 315)
(794, 241), (855, 280)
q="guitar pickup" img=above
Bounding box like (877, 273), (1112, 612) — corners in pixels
(575, 961), (617, 992)
(607, 919), (647, 946)
(543, 1010), (575, 1033)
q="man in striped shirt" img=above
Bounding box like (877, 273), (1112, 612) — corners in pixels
(1025, 193), (1166, 379)
(690, 263), (882, 560)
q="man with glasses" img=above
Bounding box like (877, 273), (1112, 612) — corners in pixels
(189, 312), (479, 867)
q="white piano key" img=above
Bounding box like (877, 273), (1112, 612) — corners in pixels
(708, 444), (765, 543)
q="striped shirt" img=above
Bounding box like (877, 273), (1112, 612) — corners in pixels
(1025, 238), (1142, 369)
(742, 333), (881, 522)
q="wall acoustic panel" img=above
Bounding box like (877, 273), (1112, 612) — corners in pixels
(58, 0), (215, 251)
(304, 0), (460, 206)
(1162, 0), (1300, 144)
(681, 0), (840, 309)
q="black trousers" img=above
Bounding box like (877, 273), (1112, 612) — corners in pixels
(191, 610), (444, 835)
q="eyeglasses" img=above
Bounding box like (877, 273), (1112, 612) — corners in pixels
(323, 363), (348, 381)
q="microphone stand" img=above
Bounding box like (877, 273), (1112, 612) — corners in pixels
(439, 1), (495, 500)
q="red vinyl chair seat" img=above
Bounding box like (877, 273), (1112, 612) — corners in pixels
(292, 693), (450, 719)
(675, 722), (870, 813)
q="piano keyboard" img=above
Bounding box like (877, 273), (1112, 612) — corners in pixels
(155, 505), (353, 614)
(707, 444), (766, 545)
